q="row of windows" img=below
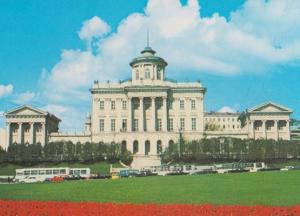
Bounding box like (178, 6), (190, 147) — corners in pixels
(100, 101), (127, 110)
(99, 118), (197, 132)
(99, 100), (197, 110)
(135, 68), (162, 80)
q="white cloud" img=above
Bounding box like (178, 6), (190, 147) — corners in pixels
(0, 84), (13, 98)
(218, 106), (236, 113)
(78, 16), (111, 41)
(41, 104), (86, 131)
(38, 0), (300, 130)
(13, 91), (38, 105)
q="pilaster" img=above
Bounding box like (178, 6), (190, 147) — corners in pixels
(128, 97), (132, 132)
(162, 97), (168, 131)
(151, 97), (156, 131)
(139, 97), (144, 132)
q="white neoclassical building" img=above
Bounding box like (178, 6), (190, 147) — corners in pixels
(0, 46), (294, 167)
(88, 46), (206, 166)
(1, 105), (60, 149)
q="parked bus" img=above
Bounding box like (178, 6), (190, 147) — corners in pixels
(14, 167), (90, 183)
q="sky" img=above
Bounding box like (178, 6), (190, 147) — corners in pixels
(0, 0), (299, 131)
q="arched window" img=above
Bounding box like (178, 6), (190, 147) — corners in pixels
(145, 140), (150, 155)
(133, 140), (139, 154)
(157, 140), (162, 154)
(121, 140), (127, 154)
(135, 70), (139, 80)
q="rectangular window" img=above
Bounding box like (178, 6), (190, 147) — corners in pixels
(111, 101), (115, 110)
(24, 171), (30, 175)
(111, 119), (115, 132)
(191, 100), (196, 110)
(145, 68), (150, 79)
(192, 118), (196, 131)
(157, 119), (162, 131)
(31, 170), (38, 175)
(168, 118), (173, 131)
(60, 169), (66, 174)
(46, 170), (52, 175)
(122, 101), (127, 110)
(100, 119), (104, 132)
(180, 118), (185, 131)
(134, 119), (138, 131)
(180, 100), (184, 110)
(122, 119), (127, 132)
(100, 101), (104, 110)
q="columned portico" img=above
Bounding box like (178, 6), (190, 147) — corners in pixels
(4, 105), (60, 147)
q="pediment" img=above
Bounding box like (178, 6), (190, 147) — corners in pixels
(6, 105), (46, 116)
(248, 102), (292, 113)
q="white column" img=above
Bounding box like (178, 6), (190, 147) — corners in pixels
(18, 123), (23, 144)
(139, 97), (144, 132)
(262, 120), (266, 139)
(128, 97), (132, 132)
(162, 97), (168, 131)
(286, 120), (291, 140)
(249, 120), (255, 139)
(6, 123), (11, 150)
(30, 122), (35, 144)
(151, 97), (156, 131)
(41, 122), (46, 146)
(274, 120), (279, 141)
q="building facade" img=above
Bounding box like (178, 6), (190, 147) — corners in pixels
(0, 46), (294, 167)
(89, 46), (206, 167)
(2, 105), (60, 150)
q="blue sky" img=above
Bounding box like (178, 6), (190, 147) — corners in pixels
(0, 0), (299, 130)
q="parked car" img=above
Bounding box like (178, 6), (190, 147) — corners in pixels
(19, 176), (42, 184)
(280, 166), (294, 171)
(50, 176), (64, 183)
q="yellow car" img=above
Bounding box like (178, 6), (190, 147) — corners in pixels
(111, 172), (119, 180)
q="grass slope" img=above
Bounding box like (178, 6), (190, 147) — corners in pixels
(0, 171), (300, 206)
(0, 162), (121, 175)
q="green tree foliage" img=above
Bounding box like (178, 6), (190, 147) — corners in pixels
(161, 137), (300, 164)
(3, 141), (133, 165)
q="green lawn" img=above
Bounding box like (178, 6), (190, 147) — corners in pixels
(0, 171), (300, 206)
(0, 162), (121, 176)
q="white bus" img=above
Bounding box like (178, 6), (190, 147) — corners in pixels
(14, 167), (91, 182)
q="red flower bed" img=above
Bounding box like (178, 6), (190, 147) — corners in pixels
(1, 200), (300, 216)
